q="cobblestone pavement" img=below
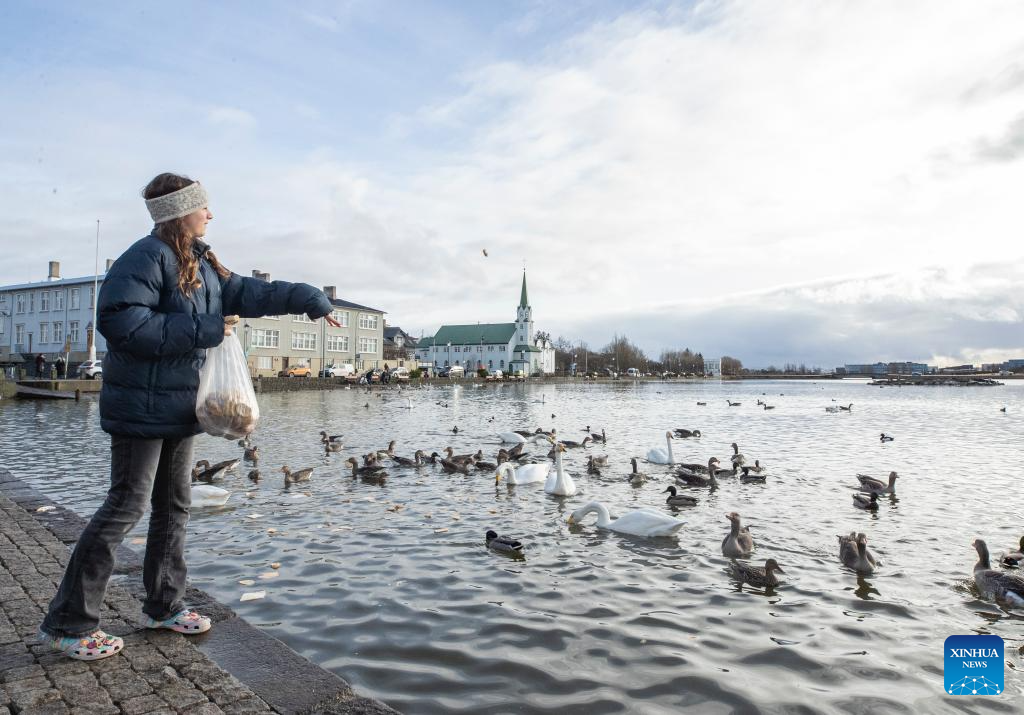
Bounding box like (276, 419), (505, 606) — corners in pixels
(0, 472), (398, 715)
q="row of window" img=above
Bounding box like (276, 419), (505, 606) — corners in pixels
(432, 344), (510, 353)
(438, 360), (506, 368)
(3, 287), (93, 315)
(280, 311), (377, 329)
(9, 321), (82, 345)
(248, 328), (377, 354)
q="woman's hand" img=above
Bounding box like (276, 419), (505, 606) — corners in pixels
(223, 314), (240, 336)
(324, 315), (342, 328)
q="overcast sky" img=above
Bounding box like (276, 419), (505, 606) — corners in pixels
(2, 0), (1022, 368)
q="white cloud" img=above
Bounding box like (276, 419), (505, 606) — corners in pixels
(206, 106), (257, 128)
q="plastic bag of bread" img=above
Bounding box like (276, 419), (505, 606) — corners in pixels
(195, 331), (260, 439)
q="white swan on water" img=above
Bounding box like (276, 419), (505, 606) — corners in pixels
(545, 444), (576, 496)
(495, 462), (549, 486)
(646, 431), (675, 464)
(190, 484), (230, 507)
(567, 501), (685, 537)
(498, 432), (527, 444)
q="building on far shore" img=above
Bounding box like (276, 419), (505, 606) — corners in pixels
(840, 361), (931, 376)
(703, 357), (721, 377)
(414, 272), (556, 376)
(383, 325), (417, 367)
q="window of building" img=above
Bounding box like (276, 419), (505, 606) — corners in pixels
(257, 356), (273, 370)
(293, 314), (313, 323)
(251, 329), (279, 348)
(444, 360), (449, 367)
(358, 337), (378, 354)
(500, 359), (505, 368)
(89, 286), (95, 309)
(69, 321), (79, 343)
(488, 360), (493, 368)
(454, 346), (460, 353)
(0, 319), (4, 336)
(358, 313), (378, 330)
(292, 332), (317, 350)
(15, 294), (25, 314)
(70, 288), (80, 309)
(40, 323), (49, 343)
(40, 291), (49, 312)
(53, 322), (63, 344)
(332, 310), (349, 327)
(327, 334), (349, 352)
(28, 293), (34, 312)
(53, 290), (64, 311)
(16, 324), (25, 344)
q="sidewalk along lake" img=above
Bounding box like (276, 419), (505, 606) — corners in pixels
(2, 379), (1022, 713)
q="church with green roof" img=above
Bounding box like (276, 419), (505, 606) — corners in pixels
(414, 272), (555, 375)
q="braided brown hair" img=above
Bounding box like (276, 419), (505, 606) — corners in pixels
(142, 173), (231, 296)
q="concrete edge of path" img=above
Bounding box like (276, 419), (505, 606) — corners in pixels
(0, 467), (400, 715)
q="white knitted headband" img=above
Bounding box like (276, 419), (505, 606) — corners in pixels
(145, 182), (209, 223)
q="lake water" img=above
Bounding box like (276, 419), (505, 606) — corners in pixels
(2, 379), (1022, 713)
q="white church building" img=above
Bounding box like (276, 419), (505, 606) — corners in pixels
(415, 273), (556, 376)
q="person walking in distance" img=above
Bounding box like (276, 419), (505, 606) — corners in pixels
(38, 173), (341, 660)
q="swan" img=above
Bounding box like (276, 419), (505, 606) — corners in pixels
(973, 540), (1024, 605)
(190, 483), (230, 507)
(499, 432), (527, 444)
(567, 501), (685, 537)
(838, 532), (878, 573)
(857, 471), (898, 494)
(646, 431), (675, 464)
(545, 444), (577, 496)
(722, 512), (755, 558)
(495, 462), (549, 486)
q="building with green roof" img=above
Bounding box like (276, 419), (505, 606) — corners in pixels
(414, 272), (555, 375)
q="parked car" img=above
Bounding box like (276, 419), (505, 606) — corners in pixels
(78, 359), (103, 380)
(625, 367), (641, 377)
(279, 365), (312, 378)
(390, 366), (411, 382)
(319, 363), (355, 378)
(486, 369), (504, 381)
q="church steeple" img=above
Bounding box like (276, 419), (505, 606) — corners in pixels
(519, 271), (529, 309)
(516, 270), (533, 344)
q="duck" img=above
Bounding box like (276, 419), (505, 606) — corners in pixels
(485, 530), (524, 554)
(247, 469), (261, 482)
(726, 400), (741, 407)
(825, 406), (840, 413)
(740, 462), (766, 482)
(646, 431), (675, 464)
(567, 501), (685, 537)
(713, 463), (739, 478)
(852, 492), (879, 510)
(374, 440), (397, 460)
(499, 432), (527, 444)
(696, 401), (707, 406)
(445, 447), (477, 464)
(662, 486), (698, 506)
(627, 458), (648, 486)
(672, 428), (701, 438)
(729, 443), (746, 467)
(587, 455), (603, 476)
(474, 458), (498, 470)
(495, 462), (549, 486)
(324, 441), (344, 454)
(676, 458), (720, 488)
(440, 457), (471, 475)
(243, 446), (260, 463)
(237, 435), (253, 448)
(589, 428), (607, 443)
(763, 404), (775, 410)
(1001, 536), (1024, 567)
(344, 457), (387, 478)
(857, 471), (898, 495)
(319, 430), (343, 444)
(560, 436), (591, 449)
(190, 483), (230, 507)
(280, 465), (314, 485)
(838, 403), (853, 411)
(507, 442), (526, 459)
(191, 459), (239, 483)
(391, 449), (425, 467)
(722, 512), (755, 558)
(972, 539), (1024, 605)
(838, 532), (878, 573)
(730, 559), (785, 588)
(676, 461), (709, 474)
(545, 444), (577, 496)
(880, 433), (894, 443)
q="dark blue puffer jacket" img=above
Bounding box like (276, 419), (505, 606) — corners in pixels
(98, 233), (333, 438)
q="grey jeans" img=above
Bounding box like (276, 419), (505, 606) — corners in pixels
(41, 434), (195, 638)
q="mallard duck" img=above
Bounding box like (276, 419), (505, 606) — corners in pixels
(247, 469), (260, 482)
(740, 463), (766, 482)
(475, 459), (498, 470)
(485, 530), (524, 554)
(586, 455), (603, 476)
(662, 486), (698, 506)
(677, 458), (720, 488)
(722, 512), (755, 558)
(495, 462), (549, 486)
(1001, 536), (1024, 567)
(673, 429), (701, 438)
(567, 501), (685, 537)
(280, 465), (314, 485)
(190, 483), (230, 507)
(857, 471), (898, 494)
(440, 457), (471, 474)
(713, 463), (739, 478)
(545, 444), (577, 496)
(730, 559), (785, 588)
(972, 539), (1024, 605)
(628, 458), (648, 486)
(324, 441), (344, 454)
(319, 430), (343, 444)
(344, 457), (387, 478)
(243, 446), (260, 462)
(192, 459), (239, 483)
(852, 492), (878, 510)
(838, 532), (878, 573)
(729, 443), (746, 467)
(880, 433), (894, 442)
(647, 431), (675, 464)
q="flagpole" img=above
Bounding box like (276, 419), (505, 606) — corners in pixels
(88, 220), (100, 362)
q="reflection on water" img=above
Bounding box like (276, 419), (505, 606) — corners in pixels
(3, 379), (1023, 713)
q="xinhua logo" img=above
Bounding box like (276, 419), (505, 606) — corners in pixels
(944, 635), (1004, 695)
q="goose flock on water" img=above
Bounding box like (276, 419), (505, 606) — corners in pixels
(187, 386), (1024, 606)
